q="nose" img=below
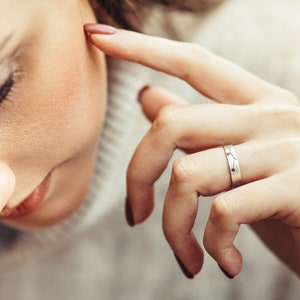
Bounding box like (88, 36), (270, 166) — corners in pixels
(0, 163), (16, 211)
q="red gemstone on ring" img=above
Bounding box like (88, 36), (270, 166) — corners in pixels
(231, 168), (235, 172)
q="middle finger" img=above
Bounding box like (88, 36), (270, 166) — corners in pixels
(126, 103), (253, 223)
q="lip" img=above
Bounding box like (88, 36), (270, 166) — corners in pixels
(0, 172), (52, 219)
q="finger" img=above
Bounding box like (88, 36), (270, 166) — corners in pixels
(161, 142), (279, 275)
(126, 104), (252, 223)
(162, 149), (226, 275)
(127, 99), (297, 224)
(126, 88), (187, 222)
(138, 86), (186, 123)
(85, 24), (282, 104)
(203, 175), (298, 277)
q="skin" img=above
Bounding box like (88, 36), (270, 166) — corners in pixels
(0, 1), (106, 230)
(85, 26), (300, 278)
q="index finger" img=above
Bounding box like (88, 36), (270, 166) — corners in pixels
(84, 23), (281, 105)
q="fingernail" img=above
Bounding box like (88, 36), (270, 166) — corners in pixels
(125, 198), (135, 227)
(137, 85), (151, 103)
(84, 23), (118, 35)
(174, 254), (194, 279)
(218, 264), (234, 279)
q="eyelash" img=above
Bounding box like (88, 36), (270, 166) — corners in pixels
(0, 70), (18, 105)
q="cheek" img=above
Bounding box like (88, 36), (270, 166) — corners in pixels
(6, 38), (107, 167)
(39, 54), (107, 161)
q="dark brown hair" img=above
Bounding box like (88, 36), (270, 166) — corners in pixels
(91, 0), (224, 30)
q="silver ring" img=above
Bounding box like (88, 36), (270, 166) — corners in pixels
(223, 145), (242, 189)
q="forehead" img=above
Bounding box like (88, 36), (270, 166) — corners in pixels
(0, 1), (78, 62)
(0, 1), (33, 26)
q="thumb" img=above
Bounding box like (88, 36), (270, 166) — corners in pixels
(138, 86), (186, 123)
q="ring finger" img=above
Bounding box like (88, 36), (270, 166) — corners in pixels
(162, 141), (280, 275)
(127, 104), (261, 223)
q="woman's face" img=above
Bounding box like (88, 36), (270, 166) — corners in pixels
(0, 1), (106, 230)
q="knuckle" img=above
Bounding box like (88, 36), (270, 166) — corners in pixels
(153, 105), (178, 131)
(178, 42), (209, 81)
(197, 184), (216, 198)
(171, 156), (197, 185)
(258, 104), (300, 129)
(210, 196), (232, 223)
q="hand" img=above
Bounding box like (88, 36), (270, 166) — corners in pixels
(85, 24), (300, 278)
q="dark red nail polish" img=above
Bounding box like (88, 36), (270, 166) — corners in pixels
(137, 85), (150, 103)
(174, 254), (194, 279)
(84, 23), (118, 35)
(125, 199), (135, 227)
(218, 264), (234, 279)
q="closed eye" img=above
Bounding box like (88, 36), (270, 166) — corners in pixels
(0, 73), (14, 104)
